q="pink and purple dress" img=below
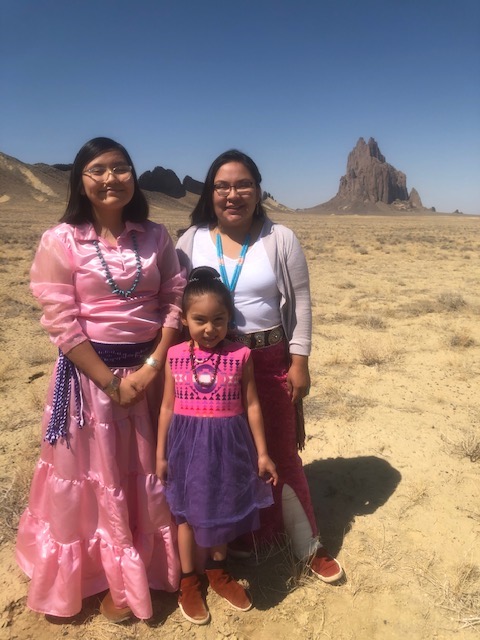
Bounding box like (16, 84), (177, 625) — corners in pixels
(15, 221), (185, 619)
(165, 341), (273, 548)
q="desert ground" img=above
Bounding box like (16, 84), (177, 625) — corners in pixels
(0, 200), (479, 640)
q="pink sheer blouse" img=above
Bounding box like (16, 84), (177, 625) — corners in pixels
(30, 221), (186, 353)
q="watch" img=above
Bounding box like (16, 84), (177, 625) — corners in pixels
(145, 356), (161, 371)
(102, 375), (121, 398)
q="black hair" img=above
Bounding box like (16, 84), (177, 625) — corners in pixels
(59, 137), (149, 224)
(190, 149), (266, 227)
(182, 266), (234, 319)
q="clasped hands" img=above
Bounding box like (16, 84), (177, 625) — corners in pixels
(111, 364), (162, 407)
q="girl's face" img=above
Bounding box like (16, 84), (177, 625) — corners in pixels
(81, 150), (134, 216)
(182, 292), (230, 350)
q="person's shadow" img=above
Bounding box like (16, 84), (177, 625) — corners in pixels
(304, 455), (402, 555)
(229, 455), (400, 611)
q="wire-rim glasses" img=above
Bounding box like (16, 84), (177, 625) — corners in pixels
(83, 165), (133, 181)
(213, 180), (255, 197)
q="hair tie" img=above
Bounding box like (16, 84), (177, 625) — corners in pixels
(188, 266), (223, 284)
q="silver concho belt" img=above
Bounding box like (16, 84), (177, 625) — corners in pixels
(229, 325), (285, 350)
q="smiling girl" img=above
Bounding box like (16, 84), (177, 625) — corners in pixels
(156, 266), (277, 625)
(16, 137), (186, 622)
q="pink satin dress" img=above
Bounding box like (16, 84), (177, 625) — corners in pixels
(16, 221), (185, 619)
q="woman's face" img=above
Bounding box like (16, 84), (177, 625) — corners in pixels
(81, 150), (134, 216)
(212, 161), (261, 231)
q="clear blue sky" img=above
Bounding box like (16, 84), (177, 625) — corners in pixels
(1, 0), (479, 214)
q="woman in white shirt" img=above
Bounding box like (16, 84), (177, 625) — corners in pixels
(176, 149), (343, 584)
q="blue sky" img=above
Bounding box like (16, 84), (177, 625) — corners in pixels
(1, 0), (479, 213)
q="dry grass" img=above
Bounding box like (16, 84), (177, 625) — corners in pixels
(343, 529), (401, 597)
(71, 619), (160, 640)
(393, 298), (438, 318)
(0, 458), (36, 543)
(397, 481), (430, 517)
(354, 314), (387, 330)
(322, 351), (347, 367)
(449, 328), (476, 349)
(416, 560), (480, 630)
(307, 382), (375, 423)
(442, 429), (480, 463)
(437, 291), (467, 312)
(337, 281), (356, 290)
(23, 344), (56, 367)
(357, 338), (400, 367)
(252, 533), (316, 592)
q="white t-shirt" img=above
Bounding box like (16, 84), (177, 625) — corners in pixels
(191, 227), (282, 333)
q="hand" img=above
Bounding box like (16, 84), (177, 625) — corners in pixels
(258, 454), (278, 486)
(127, 364), (161, 391)
(115, 377), (143, 406)
(156, 457), (168, 483)
(286, 355), (310, 403)
(115, 365), (160, 406)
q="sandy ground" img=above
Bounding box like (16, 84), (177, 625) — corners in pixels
(0, 202), (479, 640)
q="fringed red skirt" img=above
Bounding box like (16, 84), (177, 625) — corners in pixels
(249, 339), (317, 545)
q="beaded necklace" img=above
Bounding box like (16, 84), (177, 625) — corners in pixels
(93, 231), (142, 298)
(216, 232), (250, 292)
(189, 339), (222, 387)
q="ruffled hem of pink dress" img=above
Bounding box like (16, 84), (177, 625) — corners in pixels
(16, 509), (179, 619)
(16, 365), (180, 619)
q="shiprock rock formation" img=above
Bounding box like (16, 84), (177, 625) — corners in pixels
(339, 137), (408, 204)
(315, 137), (427, 213)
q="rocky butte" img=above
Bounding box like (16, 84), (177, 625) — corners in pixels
(138, 166), (186, 198)
(312, 137), (429, 214)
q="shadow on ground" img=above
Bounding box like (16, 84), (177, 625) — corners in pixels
(223, 455), (402, 611)
(41, 457), (402, 622)
(227, 545), (300, 612)
(304, 456), (402, 554)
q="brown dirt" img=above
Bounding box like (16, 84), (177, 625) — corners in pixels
(1, 200), (479, 639)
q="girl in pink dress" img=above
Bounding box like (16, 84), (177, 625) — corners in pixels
(15, 137), (186, 622)
(156, 267), (278, 625)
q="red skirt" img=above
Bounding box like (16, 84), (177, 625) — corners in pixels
(250, 340), (317, 544)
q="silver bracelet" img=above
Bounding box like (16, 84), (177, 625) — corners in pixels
(102, 375), (121, 398)
(145, 356), (161, 371)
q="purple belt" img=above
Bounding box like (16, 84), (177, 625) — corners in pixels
(45, 340), (154, 447)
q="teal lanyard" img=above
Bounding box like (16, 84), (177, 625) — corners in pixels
(216, 233), (250, 292)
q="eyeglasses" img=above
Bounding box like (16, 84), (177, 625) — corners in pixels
(83, 165), (133, 181)
(213, 180), (255, 197)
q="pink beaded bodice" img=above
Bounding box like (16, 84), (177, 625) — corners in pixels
(168, 341), (251, 417)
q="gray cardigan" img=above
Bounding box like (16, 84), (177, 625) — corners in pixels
(176, 217), (312, 356)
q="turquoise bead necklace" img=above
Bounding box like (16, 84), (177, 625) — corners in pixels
(93, 231), (142, 299)
(216, 232), (250, 292)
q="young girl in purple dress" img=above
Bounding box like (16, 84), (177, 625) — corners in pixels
(156, 267), (278, 625)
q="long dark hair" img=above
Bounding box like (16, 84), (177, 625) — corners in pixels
(182, 266), (234, 319)
(190, 149), (266, 227)
(60, 137), (149, 224)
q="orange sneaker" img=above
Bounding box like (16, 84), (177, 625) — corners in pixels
(310, 546), (344, 583)
(205, 567), (252, 611)
(178, 574), (210, 625)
